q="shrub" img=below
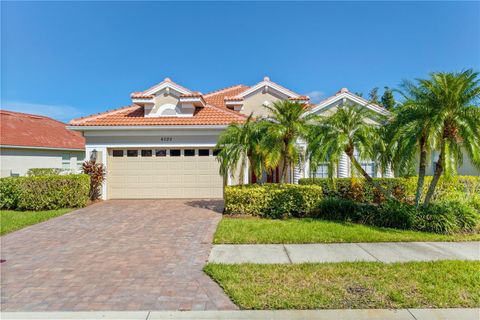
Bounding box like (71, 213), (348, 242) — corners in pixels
(299, 178), (408, 203)
(82, 160), (106, 200)
(27, 168), (62, 176)
(224, 184), (323, 219)
(368, 200), (417, 230)
(313, 197), (364, 222)
(299, 176), (480, 203)
(0, 177), (21, 210)
(0, 174), (89, 211)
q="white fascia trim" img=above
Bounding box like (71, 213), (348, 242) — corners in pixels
(0, 144), (84, 151)
(132, 98), (154, 104)
(307, 93), (391, 117)
(225, 100), (243, 105)
(86, 143), (218, 148)
(238, 80), (300, 99)
(143, 82), (192, 96)
(67, 125), (229, 131)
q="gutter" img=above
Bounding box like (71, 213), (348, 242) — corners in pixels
(0, 145), (85, 152)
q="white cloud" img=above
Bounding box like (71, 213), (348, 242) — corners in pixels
(0, 101), (81, 122)
(305, 90), (324, 103)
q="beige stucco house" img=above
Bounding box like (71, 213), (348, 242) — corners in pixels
(68, 77), (478, 200)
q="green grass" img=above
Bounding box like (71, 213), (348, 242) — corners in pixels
(0, 208), (75, 235)
(214, 217), (480, 244)
(204, 261), (480, 309)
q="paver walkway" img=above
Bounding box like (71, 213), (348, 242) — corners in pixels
(0, 200), (236, 311)
(2, 308), (479, 319)
(209, 242), (480, 264)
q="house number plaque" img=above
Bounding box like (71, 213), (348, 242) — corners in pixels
(159, 137), (173, 142)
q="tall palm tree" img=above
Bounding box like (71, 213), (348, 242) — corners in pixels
(421, 70), (480, 204)
(391, 81), (436, 206)
(261, 100), (313, 183)
(215, 114), (265, 184)
(308, 104), (392, 197)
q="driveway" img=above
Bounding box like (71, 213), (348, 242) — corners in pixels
(0, 200), (237, 311)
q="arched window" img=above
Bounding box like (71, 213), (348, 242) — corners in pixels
(157, 103), (178, 116)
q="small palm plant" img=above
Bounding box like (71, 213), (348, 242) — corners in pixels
(308, 104), (392, 198)
(215, 114), (265, 184)
(261, 100), (314, 183)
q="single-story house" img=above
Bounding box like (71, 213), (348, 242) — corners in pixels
(0, 110), (85, 177)
(68, 77), (398, 200)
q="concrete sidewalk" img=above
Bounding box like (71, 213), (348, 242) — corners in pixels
(2, 308), (479, 319)
(208, 241), (480, 264)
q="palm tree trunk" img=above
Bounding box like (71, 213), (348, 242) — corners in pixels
(423, 143), (445, 205)
(280, 158), (288, 183)
(415, 134), (427, 207)
(346, 151), (393, 200)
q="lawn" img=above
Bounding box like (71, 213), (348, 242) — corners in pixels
(0, 208), (75, 235)
(214, 217), (480, 244)
(204, 261), (480, 309)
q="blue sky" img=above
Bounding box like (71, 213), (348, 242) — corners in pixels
(2, 1), (479, 122)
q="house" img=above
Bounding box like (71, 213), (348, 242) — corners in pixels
(0, 110), (85, 177)
(69, 77), (478, 200)
(69, 77), (394, 200)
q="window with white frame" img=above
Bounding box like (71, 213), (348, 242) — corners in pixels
(314, 163), (329, 178)
(62, 153), (71, 170)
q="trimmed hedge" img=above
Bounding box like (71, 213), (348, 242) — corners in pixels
(299, 176), (480, 203)
(27, 168), (62, 176)
(0, 174), (89, 211)
(224, 184), (323, 219)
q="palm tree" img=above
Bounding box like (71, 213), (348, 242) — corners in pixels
(420, 70), (480, 204)
(391, 81), (436, 206)
(261, 100), (313, 183)
(308, 104), (392, 197)
(215, 114), (265, 184)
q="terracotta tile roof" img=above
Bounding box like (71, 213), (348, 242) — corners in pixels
(180, 92), (203, 97)
(0, 110), (85, 149)
(204, 85), (250, 109)
(289, 96), (310, 101)
(131, 92), (154, 99)
(69, 104), (246, 126)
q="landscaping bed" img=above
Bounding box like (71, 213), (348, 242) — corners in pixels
(204, 260), (480, 309)
(0, 208), (75, 235)
(214, 217), (480, 244)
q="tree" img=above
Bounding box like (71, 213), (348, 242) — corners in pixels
(369, 87), (379, 103)
(391, 81), (436, 206)
(381, 86), (396, 109)
(420, 70), (480, 204)
(261, 100), (313, 183)
(308, 104), (392, 198)
(215, 114), (265, 184)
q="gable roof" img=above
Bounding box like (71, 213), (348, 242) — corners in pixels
(131, 77), (193, 98)
(69, 104), (246, 127)
(233, 77), (305, 100)
(0, 110), (85, 150)
(307, 88), (391, 117)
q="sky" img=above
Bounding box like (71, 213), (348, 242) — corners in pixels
(1, 1), (479, 122)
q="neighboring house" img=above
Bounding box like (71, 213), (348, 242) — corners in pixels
(0, 110), (85, 177)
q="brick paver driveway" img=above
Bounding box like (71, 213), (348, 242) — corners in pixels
(0, 200), (237, 311)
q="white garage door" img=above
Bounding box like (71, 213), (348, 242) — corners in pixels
(107, 148), (223, 199)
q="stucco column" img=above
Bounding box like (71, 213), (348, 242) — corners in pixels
(384, 164), (394, 178)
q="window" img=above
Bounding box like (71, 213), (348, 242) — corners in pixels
(170, 149), (181, 157)
(315, 164), (329, 178)
(62, 153), (71, 170)
(198, 149), (210, 156)
(127, 150), (138, 157)
(112, 150), (124, 157)
(361, 162), (376, 177)
(155, 149), (167, 157)
(184, 149), (195, 157)
(213, 149), (220, 156)
(141, 149), (152, 157)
